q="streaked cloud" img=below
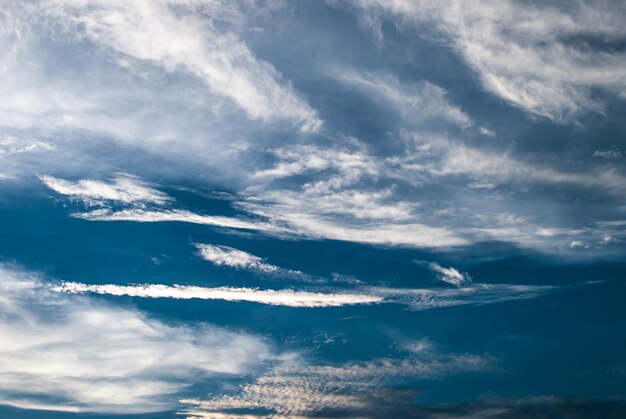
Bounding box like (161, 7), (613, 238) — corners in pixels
(52, 281), (384, 308)
(332, 67), (471, 127)
(428, 262), (470, 287)
(41, 174), (171, 205)
(73, 208), (278, 232)
(350, 0), (626, 122)
(181, 352), (492, 417)
(38, 0), (321, 131)
(53, 280), (557, 310)
(0, 265), (274, 414)
(374, 283), (555, 311)
(196, 244), (311, 281)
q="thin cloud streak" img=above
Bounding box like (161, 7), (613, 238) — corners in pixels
(196, 244), (312, 281)
(52, 281), (558, 310)
(41, 174), (171, 205)
(73, 208), (279, 232)
(53, 282), (384, 308)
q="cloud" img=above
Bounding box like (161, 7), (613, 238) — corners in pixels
(195, 244), (311, 281)
(37, 0), (321, 131)
(185, 394), (626, 419)
(53, 280), (557, 310)
(41, 174), (171, 205)
(181, 352), (493, 418)
(373, 283), (555, 311)
(0, 264), (275, 414)
(428, 262), (470, 287)
(350, 0), (626, 122)
(331, 67), (471, 127)
(73, 208), (278, 232)
(52, 281), (384, 308)
(0, 137), (54, 156)
(397, 132), (626, 194)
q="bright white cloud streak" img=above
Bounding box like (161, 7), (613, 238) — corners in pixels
(53, 280), (556, 310)
(0, 265), (274, 414)
(41, 174), (171, 205)
(73, 208), (278, 232)
(428, 262), (469, 287)
(53, 281), (384, 308)
(196, 244), (310, 280)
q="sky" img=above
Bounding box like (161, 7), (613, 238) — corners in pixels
(1, 0), (626, 418)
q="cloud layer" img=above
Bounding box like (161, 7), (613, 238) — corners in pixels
(0, 265), (275, 414)
(182, 352), (492, 417)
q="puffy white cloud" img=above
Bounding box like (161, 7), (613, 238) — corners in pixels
(0, 265), (274, 414)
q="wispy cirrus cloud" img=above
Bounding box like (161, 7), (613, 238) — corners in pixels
(181, 352), (493, 418)
(53, 280), (557, 310)
(428, 262), (470, 287)
(72, 208), (278, 232)
(350, 0), (626, 122)
(0, 264), (275, 414)
(41, 173), (171, 206)
(52, 281), (384, 308)
(36, 0), (321, 131)
(331, 67), (471, 127)
(195, 244), (312, 281)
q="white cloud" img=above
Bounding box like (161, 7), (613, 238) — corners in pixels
(41, 174), (171, 205)
(53, 281), (384, 308)
(373, 283), (555, 311)
(428, 262), (469, 287)
(0, 137), (54, 156)
(53, 280), (556, 310)
(181, 353), (492, 417)
(396, 132), (626, 194)
(0, 264), (274, 414)
(594, 149), (623, 159)
(73, 208), (278, 232)
(351, 0), (626, 122)
(332, 67), (471, 126)
(196, 244), (311, 281)
(38, 0), (321, 131)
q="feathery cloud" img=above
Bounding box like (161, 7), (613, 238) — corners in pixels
(351, 0), (626, 122)
(196, 244), (311, 281)
(0, 265), (274, 414)
(428, 262), (470, 287)
(53, 280), (557, 310)
(39, 0), (321, 131)
(53, 281), (384, 308)
(181, 353), (492, 417)
(41, 174), (171, 205)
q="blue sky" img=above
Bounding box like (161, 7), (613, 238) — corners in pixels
(1, 0), (626, 417)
